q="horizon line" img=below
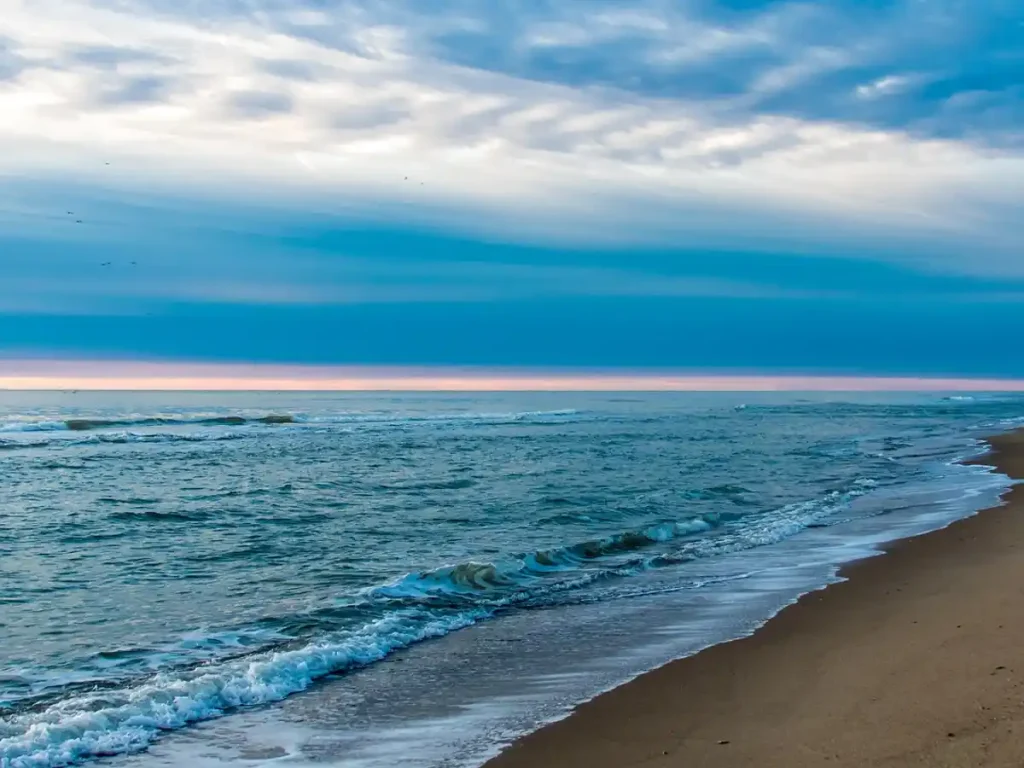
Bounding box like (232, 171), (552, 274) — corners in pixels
(1, 361), (1024, 392)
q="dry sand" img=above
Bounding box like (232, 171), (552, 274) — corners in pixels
(487, 429), (1024, 768)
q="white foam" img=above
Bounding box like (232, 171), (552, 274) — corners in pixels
(304, 409), (581, 426)
(0, 422), (65, 433)
(0, 609), (489, 768)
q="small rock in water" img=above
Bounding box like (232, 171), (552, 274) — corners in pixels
(718, 740), (730, 745)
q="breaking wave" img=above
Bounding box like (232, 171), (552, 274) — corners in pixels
(0, 610), (487, 768)
(0, 481), (875, 767)
(367, 483), (874, 610)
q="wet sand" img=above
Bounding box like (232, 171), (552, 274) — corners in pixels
(487, 428), (1024, 768)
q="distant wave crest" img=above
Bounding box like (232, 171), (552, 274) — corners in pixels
(65, 415), (296, 431)
(0, 431), (250, 451)
(0, 409), (579, 436)
(0, 414), (296, 434)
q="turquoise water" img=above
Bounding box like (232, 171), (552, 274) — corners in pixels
(0, 391), (1021, 767)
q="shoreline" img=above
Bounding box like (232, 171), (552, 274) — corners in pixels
(486, 428), (1024, 768)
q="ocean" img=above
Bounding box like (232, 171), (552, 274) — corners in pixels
(1, 391), (1021, 768)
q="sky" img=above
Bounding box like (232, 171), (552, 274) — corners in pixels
(1, 0), (1023, 387)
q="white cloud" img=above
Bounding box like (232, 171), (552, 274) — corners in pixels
(0, 0), (1021, 276)
(856, 74), (914, 100)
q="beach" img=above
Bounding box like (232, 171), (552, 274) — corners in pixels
(487, 428), (1024, 768)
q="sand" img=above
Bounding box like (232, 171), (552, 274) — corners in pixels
(486, 429), (1024, 768)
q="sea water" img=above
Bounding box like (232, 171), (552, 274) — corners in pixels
(0, 391), (1021, 768)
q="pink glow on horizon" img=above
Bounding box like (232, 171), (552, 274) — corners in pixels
(1, 360), (1023, 391)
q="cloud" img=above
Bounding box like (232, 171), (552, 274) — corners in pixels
(330, 100), (409, 131)
(0, 35), (29, 80)
(3, 174), (1024, 326)
(93, 73), (175, 104)
(65, 43), (175, 70)
(0, 0), (1020, 282)
(2, 0), (1023, 377)
(226, 89), (295, 118)
(258, 57), (331, 82)
(404, 0), (1024, 146)
(0, 227), (858, 315)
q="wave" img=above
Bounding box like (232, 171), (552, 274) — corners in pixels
(66, 415), (294, 432)
(0, 431), (252, 452)
(0, 609), (487, 768)
(0, 478), (877, 767)
(368, 483), (876, 611)
(0, 414), (295, 434)
(0, 410), (583, 453)
(6, 529), (721, 768)
(303, 408), (581, 426)
(0, 409), (579, 436)
(0, 439), (50, 451)
(107, 509), (204, 523)
(366, 515), (727, 609)
(79, 431), (248, 445)
(376, 477), (477, 491)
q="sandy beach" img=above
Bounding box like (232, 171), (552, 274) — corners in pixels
(487, 428), (1024, 768)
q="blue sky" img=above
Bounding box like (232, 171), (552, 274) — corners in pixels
(1, 0), (1022, 378)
